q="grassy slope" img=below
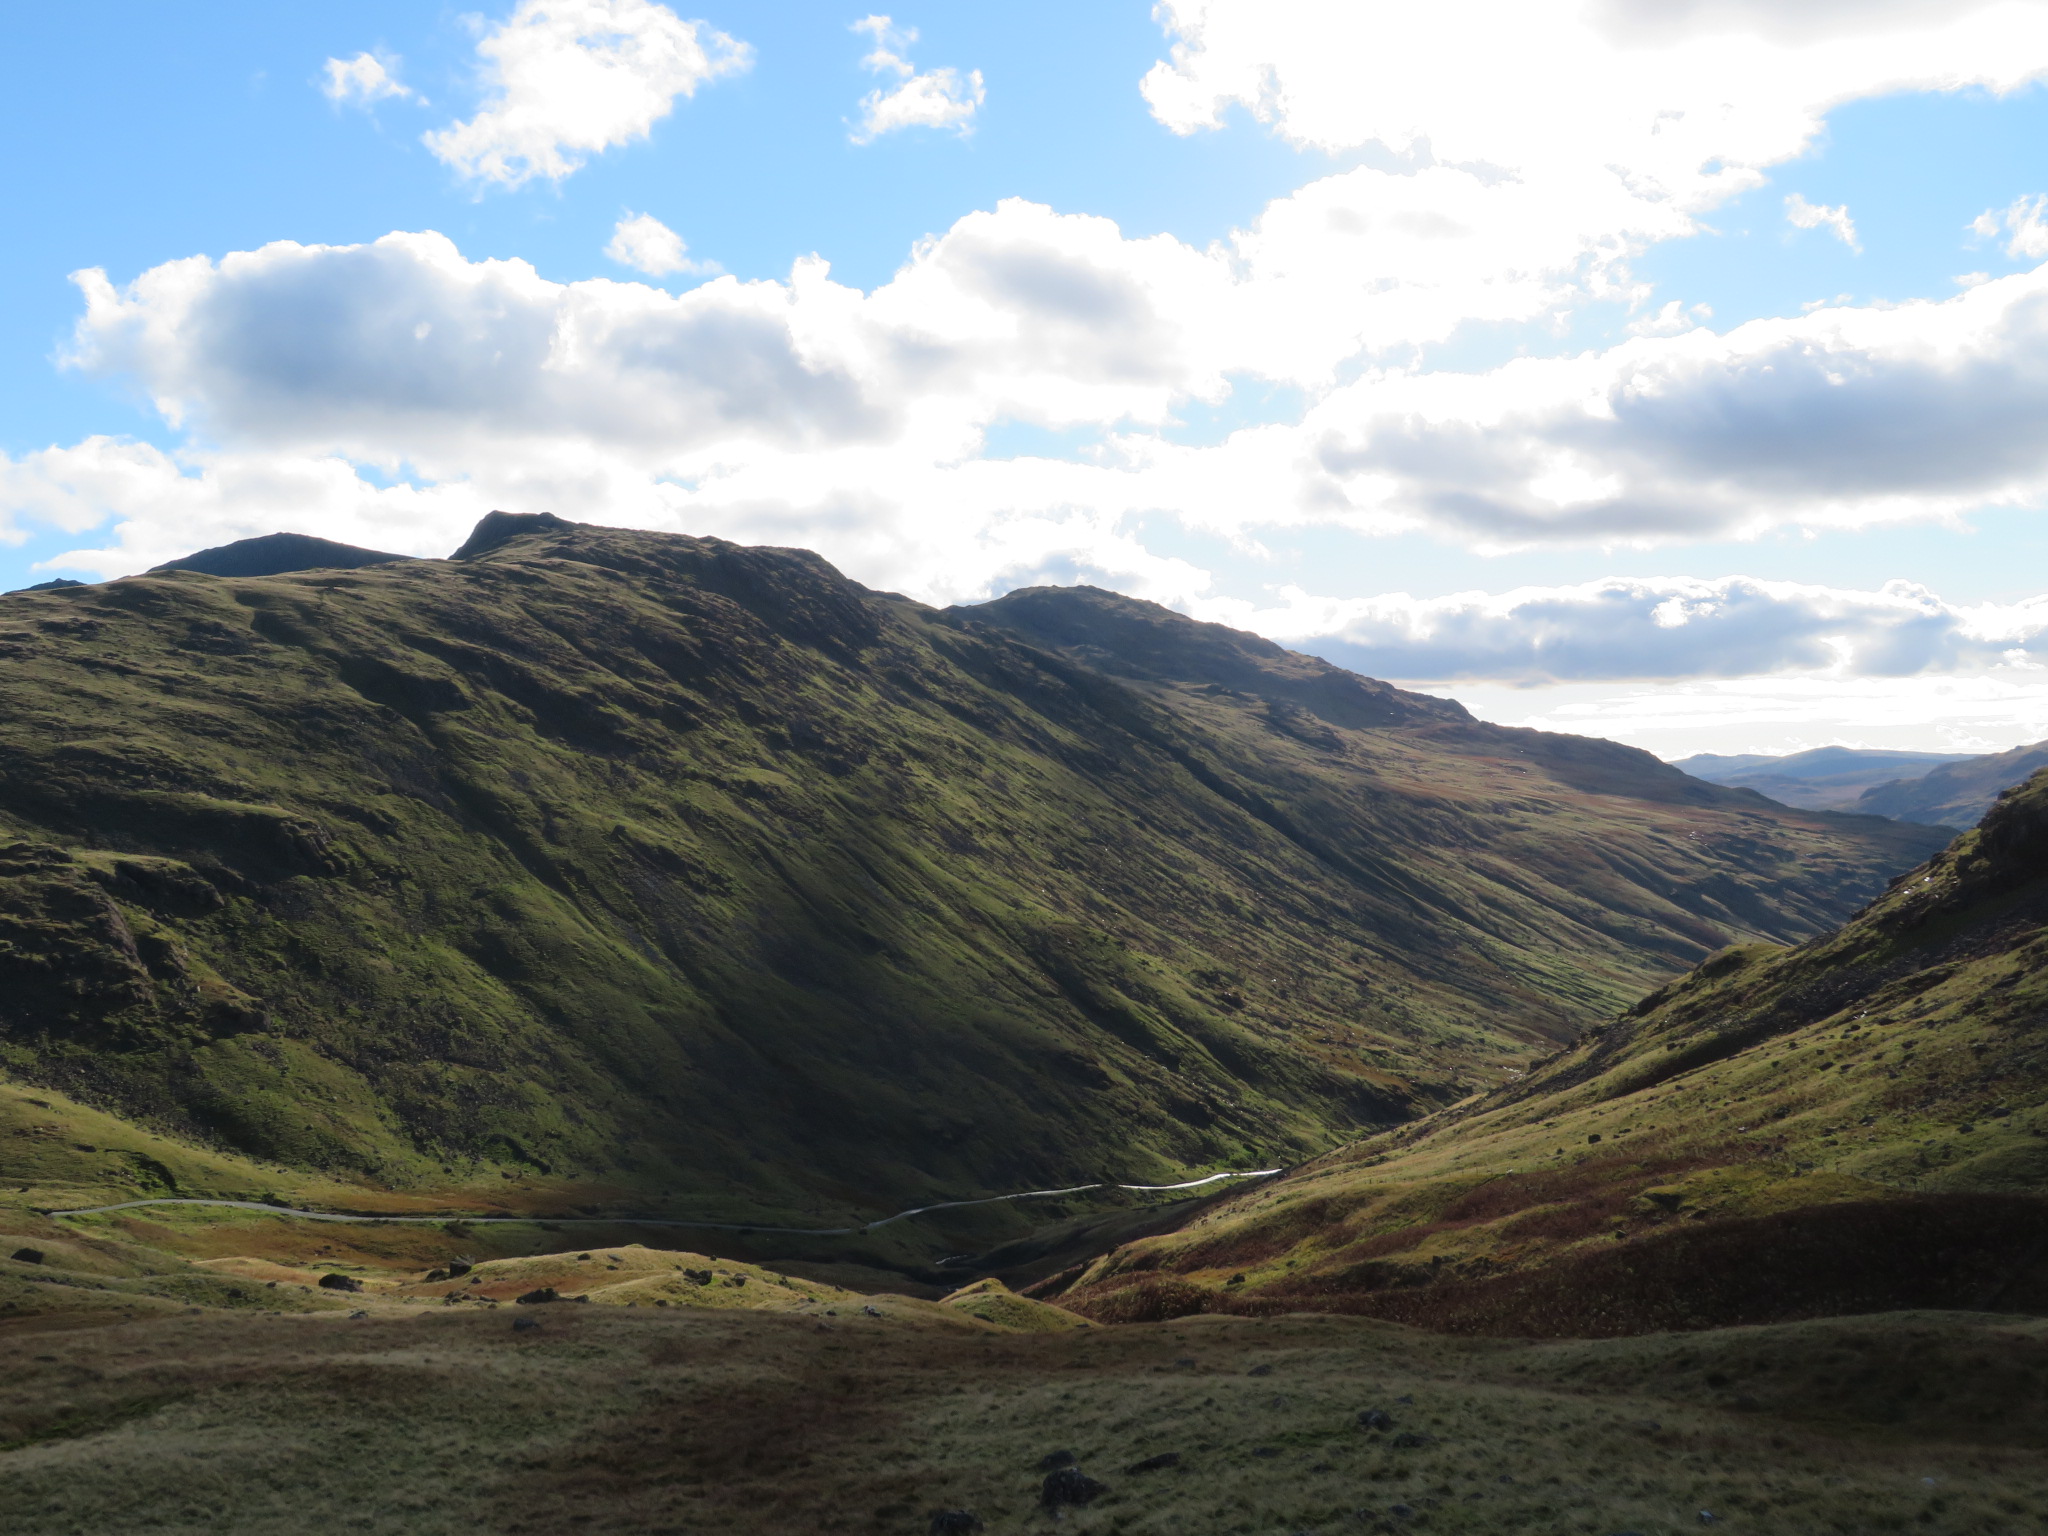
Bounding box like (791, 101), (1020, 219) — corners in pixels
(1052, 770), (2048, 1333)
(0, 515), (1941, 1229)
(2, 1303), (2046, 1535)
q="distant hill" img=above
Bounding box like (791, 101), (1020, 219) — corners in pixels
(1673, 745), (1972, 811)
(1854, 739), (2048, 828)
(0, 515), (1942, 1228)
(149, 531), (410, 579)
(1050, 768), (2048, 1334)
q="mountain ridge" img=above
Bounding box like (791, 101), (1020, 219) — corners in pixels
(0, 515), (1944, 1241)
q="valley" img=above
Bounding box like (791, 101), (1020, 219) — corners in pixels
(1, 516), (2042, 1535)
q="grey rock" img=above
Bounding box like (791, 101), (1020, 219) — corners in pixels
(515, 1287), (559, 1305)
(1039, 1468), (1108, 1508)
(1037, 1449), (1076, 1472)
(1248, 1362), (1273, 1377)
(10, 1248), (45, 1265)
(512, 1315), (543, 1332)
(317, 1273), (362, 1292)
(1357, 1409), (1394, 1431)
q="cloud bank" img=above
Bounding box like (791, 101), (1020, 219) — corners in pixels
(1208, 575), (2048, 683)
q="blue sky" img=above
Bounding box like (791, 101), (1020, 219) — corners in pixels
(12, 1), (2048, 757)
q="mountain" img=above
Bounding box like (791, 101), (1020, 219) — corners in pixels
(1855, 738), (2048, 828)
(0, 515), (1943, 1231)
(1050, 767), (2048, 1334)
(1672, 745), (1973, 812)
(149, 531), (411, 579)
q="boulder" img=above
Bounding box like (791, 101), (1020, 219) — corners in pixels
(1039, 1469), (1108, 1509)
(317, 1273), (363, 1292)
(515, 1287), (559, 1305)
(9, 1248), (45, 1265)
(1037, 1450), (1076, 1472)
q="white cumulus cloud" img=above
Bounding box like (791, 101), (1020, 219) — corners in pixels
(849, 14), (984, 144)
(320, 52), (418, 108)
(1972, 192), (2048, 258)
(1784, 193), (1861, 252)
(424, 0), (751, 188)
(604, 212), (719, 277)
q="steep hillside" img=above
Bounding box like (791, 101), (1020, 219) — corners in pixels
(1050, 770), (2048, 1333)
(0, 516), (1940, 1228)
(1856, 737), (2048, 828)
(1674, 745), (1970, 812)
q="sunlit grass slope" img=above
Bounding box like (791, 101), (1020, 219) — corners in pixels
(1053, 770), (2048, 1332)
(0, 511), (1941, 1227)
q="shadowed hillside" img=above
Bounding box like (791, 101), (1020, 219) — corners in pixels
(1856, 737), (2048, 828)
(1048, 767), (2048, 1333)
(0, 516), (1942, 1230)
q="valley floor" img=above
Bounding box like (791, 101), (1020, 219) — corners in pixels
(2, 1298), (2045, 1535)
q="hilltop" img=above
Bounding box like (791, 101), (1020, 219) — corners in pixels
(0, 514), (1941, 1236)
(1050, 768), (2048, 1332)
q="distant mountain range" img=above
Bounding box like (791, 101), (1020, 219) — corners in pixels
(1678, 742), (2048, 829)
(0, 514), (1941, 1227)
(1672, 746), (1974, 813)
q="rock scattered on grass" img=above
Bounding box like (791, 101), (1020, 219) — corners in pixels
(1037, 1450), (1076, 1472)
(10, 1248), (45, 1264)
(515, 1287), (559, 1305)
(1358, 1409), (1394, 1431)
(512, 1316), (542, 1332)
(926, 1511), (983, 1534)
(1039, 1468), (1107, 1509)
(317, 1273), (362, 1292)
(1248, 1362), (1273, 1377)
(1124, 1452), (1180, 1473)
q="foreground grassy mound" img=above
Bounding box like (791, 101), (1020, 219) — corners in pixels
(0, 512), (1940, 1225)
(0, 1302), (2043, 1535)
(1050, 769), (2048, 1332)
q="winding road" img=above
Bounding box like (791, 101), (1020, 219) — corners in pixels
(47, 1169), (1282, 1237)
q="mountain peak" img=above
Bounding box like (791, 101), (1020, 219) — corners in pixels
(149, 531), (410, 579)
(451, 510), (578, 560)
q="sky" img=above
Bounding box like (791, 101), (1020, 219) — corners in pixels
(13, 3), (2048, 758)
